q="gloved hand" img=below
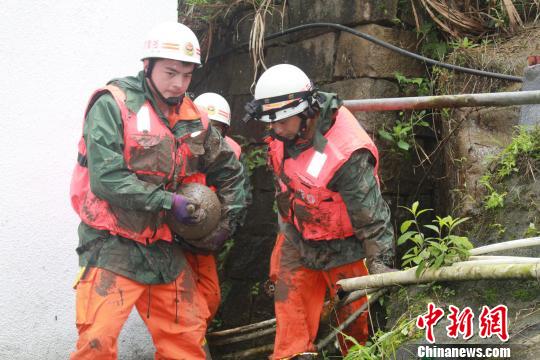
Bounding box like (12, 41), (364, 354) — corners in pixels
(367, 259), (398, 274)
(171, 194), (200, 224)
(363, 238), (398, 274)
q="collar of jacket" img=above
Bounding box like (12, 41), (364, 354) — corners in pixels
(108, 71), (171, 126)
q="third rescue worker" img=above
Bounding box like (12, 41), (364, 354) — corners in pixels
(70, 22), (246, 359)
(175, 92), (252, 323)
(244, 64), (395, 359)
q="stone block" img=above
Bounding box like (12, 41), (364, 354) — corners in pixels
(449, 106), (520, 215)
(265, 32), (337, 83)
(335, 23), (425, 79)
(289, 0), (398, 27)
(232, 8), (290, 47)
(321, 78), (400, 133)
(225, 52), (256, 95)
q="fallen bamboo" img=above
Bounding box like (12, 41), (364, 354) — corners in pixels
(221, 343), (274, 359)
(339, 288), (378, 307)
(209, 326), (276, 346)
(208, 318), (276, 338)
(469, 237), (540, 255)
(337, 262), (540, 292)
(468, 255), (540, 264)
(316, 289), (387, 350)
(342, 90), (540, 112)
(456, 259), (540, 265)
(208, 289), (378, 342)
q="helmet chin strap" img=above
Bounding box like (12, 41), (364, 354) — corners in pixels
(297, 112), (309, 139)
(145, 59), (185, 106)
(269, 111), (309, 144)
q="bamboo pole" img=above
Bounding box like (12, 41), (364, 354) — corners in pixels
(469, 255), (540, 262)
(208, 318), (276, 338)
(209, 326), (276, 346)
(221, 344), (274, 359)
(339, 288), (378, 307)
(337, 262), (540, 292)
(342, 90), (540, 112)
(316, 289), (387, 350)
(469, 237), (540, 255)
(457, 259), (540, 265)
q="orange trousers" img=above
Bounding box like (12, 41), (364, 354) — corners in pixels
(185, 253), (221, 323)
(270, 234), (369, 359)
(70, 267), (210, 360)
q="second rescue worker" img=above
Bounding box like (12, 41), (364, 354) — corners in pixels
(245, 64), (396, 359)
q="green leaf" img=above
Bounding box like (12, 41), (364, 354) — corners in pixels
(415, 261), (426, 277)
(416, 208), (433, 217)
(423, 224), (441, 234)
(428, 241), (447, 252)
(433, 255), (445, 269)
(397, 231), (417, 245)
(378, 129), (394, 142)
(411, 201), (419, 215)
(397, 140), (410, 151)
(400, 220), (415, 233)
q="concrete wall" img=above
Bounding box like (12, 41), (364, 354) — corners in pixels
(0, 1), (176, 358)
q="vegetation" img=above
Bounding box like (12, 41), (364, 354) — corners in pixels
(480, 126), (540, 210)
(378, 73), (433, 156)
(397, 201), (473, 277)
(411, 0), (540, 39)
(242, 144), (267, 176)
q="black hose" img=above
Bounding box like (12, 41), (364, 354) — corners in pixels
(205, 22), (523, 83)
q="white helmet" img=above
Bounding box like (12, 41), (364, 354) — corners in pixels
(194, 93), (231, 126)
(142, 22), (201, 65)
(252, 64), (314, 122)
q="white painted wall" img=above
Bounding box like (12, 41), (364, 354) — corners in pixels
(0, 1), (177, 358)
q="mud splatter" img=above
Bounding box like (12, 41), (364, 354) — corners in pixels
(95, 270), (116, 297)
(89, 339), (102, 351)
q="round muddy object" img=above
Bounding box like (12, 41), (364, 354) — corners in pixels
(166, 183), (221, 240)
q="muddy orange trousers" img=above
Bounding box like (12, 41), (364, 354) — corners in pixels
(185, 253), (221, 323)
(70, 267), (210, 360)
(270, 234), (369, 359)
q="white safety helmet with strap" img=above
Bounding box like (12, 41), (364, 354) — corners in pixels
(194, 93), (231, 126)
(248, 64), (314, 123)
(142, 22), (201, 65)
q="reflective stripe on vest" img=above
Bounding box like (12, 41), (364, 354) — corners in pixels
(268, 106), (380, 241)
(70, 85), (189, 244)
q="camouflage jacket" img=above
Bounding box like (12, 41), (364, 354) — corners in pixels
(277, 92), (394, 270)
(76, 72), (247, 284)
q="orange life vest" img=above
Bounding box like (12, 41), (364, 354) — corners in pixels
(70, 85), (205, 245)
(267, 106), (380, 241)
(225, 136), (241, 159)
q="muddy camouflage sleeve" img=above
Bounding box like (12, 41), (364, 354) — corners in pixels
(83, 95), (173, 212)
(329, 150), (395, 262)
(201, 127), (247, 233)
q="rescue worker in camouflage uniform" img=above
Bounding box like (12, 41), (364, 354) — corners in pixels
(69, 22), (246, 359)
(172, 92), (252, 324)
(244, 64), (395, 359)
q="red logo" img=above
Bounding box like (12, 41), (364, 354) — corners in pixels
(416, 303), (445, 343)
(479, 305), (509, 341)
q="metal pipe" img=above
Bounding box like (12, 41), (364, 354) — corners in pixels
(342, 90), (540, 112)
